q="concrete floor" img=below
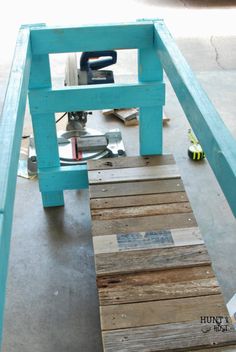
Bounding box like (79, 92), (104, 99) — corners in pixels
(1, 1), (236, 351)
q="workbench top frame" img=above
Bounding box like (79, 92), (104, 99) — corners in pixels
(0, 19), (235, 350)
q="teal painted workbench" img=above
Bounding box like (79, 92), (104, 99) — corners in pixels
(0, 20), (235, 349)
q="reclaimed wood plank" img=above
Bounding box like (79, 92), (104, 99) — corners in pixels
(198, 347), (236, 352)
(87, 154), (175, 171)
(89, 178), (184, 199)
(100, 294), (227, 330)
(92, 213), (197, 236)
(97, 265), (220, 305)
(91, 201), (192, 220)
(102, 320), (236, 352)
(90, 191), (188, 209)
(95, 244), (210, 276)
(89, 164), (180, 184)
(93, 227), (203, 254)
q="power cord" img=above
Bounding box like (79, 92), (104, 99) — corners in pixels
(56, 112), (67, 124)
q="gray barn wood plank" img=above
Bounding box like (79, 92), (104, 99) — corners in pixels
(100, 294), (227, 330)
(91, 201), (192, 220)
(89, 178), (184, 198)
(90, 191), (188, 209)
(95, 244), (210, 276)
(92, 213), (197, 236)
(87, 154), (175, 171)
(97, 266), (220, 305)
(93, 227), (203, 254)
(89, 164), (180, 184)
(102, 320), (236, 352)
(197, 347), (236, 351)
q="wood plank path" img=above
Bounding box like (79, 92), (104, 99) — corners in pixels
(88, 155), (236, 352)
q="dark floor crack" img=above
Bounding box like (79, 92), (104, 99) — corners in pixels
(210, 36), (226, 70)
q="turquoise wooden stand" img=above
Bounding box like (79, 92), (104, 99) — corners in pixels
(0, 20), (235, 349)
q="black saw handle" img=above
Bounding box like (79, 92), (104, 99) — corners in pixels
(80, 51), (117, 71)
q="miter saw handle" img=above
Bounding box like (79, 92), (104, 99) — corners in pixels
(80, 51), (117, 71)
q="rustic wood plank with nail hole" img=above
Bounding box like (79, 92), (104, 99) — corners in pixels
(89, 164), (180, 184)
(87, 155), (175, 170)
(93, 227), (203, 254)
(197, 347), (236, 352)
(102, 320), (236, 352)
(90, 191), (188, 209)
(89, 178), (184, 199)
(100, 294), (227, 330)
(91, 201), (192, 220)
(92, 213), (197, 236)
(95, 244), (210, 276)
(97, 265), (220, 305)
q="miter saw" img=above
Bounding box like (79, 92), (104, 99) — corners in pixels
(28, 50), (125, 175)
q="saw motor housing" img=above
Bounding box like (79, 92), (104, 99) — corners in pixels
(65, 50), (117, 130)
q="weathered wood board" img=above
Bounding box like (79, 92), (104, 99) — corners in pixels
(97, 266), (220, 305)
(90, 191), (188, 209)
(88, 155), (236, 351)
(88, 154), (175, 170)
(90, 178), (184, 198)
(95, 244), (211, 276)
(102, 321), (236, 352)
(89, 164), (180, 184)
(92, 212), (197, 236)
(100, 294), (227, 330)
(93, 227), (203, 254)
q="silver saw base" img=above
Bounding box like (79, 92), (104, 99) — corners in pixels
(28, 128), (125, 176)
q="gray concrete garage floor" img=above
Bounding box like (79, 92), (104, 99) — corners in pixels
(1, 1), (236, 351)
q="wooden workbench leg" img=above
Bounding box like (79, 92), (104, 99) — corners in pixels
(29, 54), (64, 207)
(138, 46), (164, 155)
